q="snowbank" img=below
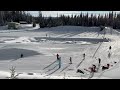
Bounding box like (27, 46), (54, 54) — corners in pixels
(4, 37), (37, 43)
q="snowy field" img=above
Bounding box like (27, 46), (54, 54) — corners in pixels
(0, 24), (120, 79)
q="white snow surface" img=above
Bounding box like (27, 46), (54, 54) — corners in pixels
(0, 25), (120, 79)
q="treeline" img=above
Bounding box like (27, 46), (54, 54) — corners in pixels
(0, 11), (33, 26)
(37, 11), (120, 29)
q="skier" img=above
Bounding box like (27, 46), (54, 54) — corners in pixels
(108, 52), (111, 58)
(92, 64), (96, 72)
(109, 46), (112, 50)
(96, 58), (101, 72)
(56, 54), (59, 60)
(20, 54), (23, 58)
(83, 53), (85, 59)
(108, 46), (112, 59)
(58, 57), (61, 68)
(69, 57), (72, 64)
(98, 58), (101, 64)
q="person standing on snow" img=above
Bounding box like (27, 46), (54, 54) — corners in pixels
(109, 46), (112, 51)
(56, 54), (59, 60)
(69, 57), (72, 64)
(108, 46), (112, 58)
(83, 53), (85, 60)
(98, 58), (101, 64)
(20, 54), (23, 58)
(96, 58), (101, 72)
(108, 52), (111, 58)
(109, 46), (112, 50)
(58, 57), (61, 68)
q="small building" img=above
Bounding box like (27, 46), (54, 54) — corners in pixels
(8, 22), (20, 29)
(19, 21), (27, 24)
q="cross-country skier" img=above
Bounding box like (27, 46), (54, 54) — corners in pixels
(109, 46), (111, 50)
(83, 53), (85, 59)
(69, 57), (72, 64)
(56, 54), (59, 60)
(58, 57), (61, 68)
(108, 52), (111, 58)
(98, 58), (101, 64)
(20, 54), (23, 58)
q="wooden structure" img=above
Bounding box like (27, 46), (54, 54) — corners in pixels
(8, 22), (20, 29)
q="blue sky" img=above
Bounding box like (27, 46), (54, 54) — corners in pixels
(28, 11), (120, 17)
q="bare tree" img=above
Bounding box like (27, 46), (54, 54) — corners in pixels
(6, 66), (20, 79)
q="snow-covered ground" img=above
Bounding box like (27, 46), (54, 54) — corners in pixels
(0, 25), (120, 79)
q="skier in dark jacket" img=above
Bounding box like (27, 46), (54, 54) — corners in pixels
(69, 57), (72, 64)
(109, 46), (111, 50)
(56, 54), (59, 60)
(21, 54), (23, 58)
(98, 58), (101, 64)
(83, 53), (85, 59)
